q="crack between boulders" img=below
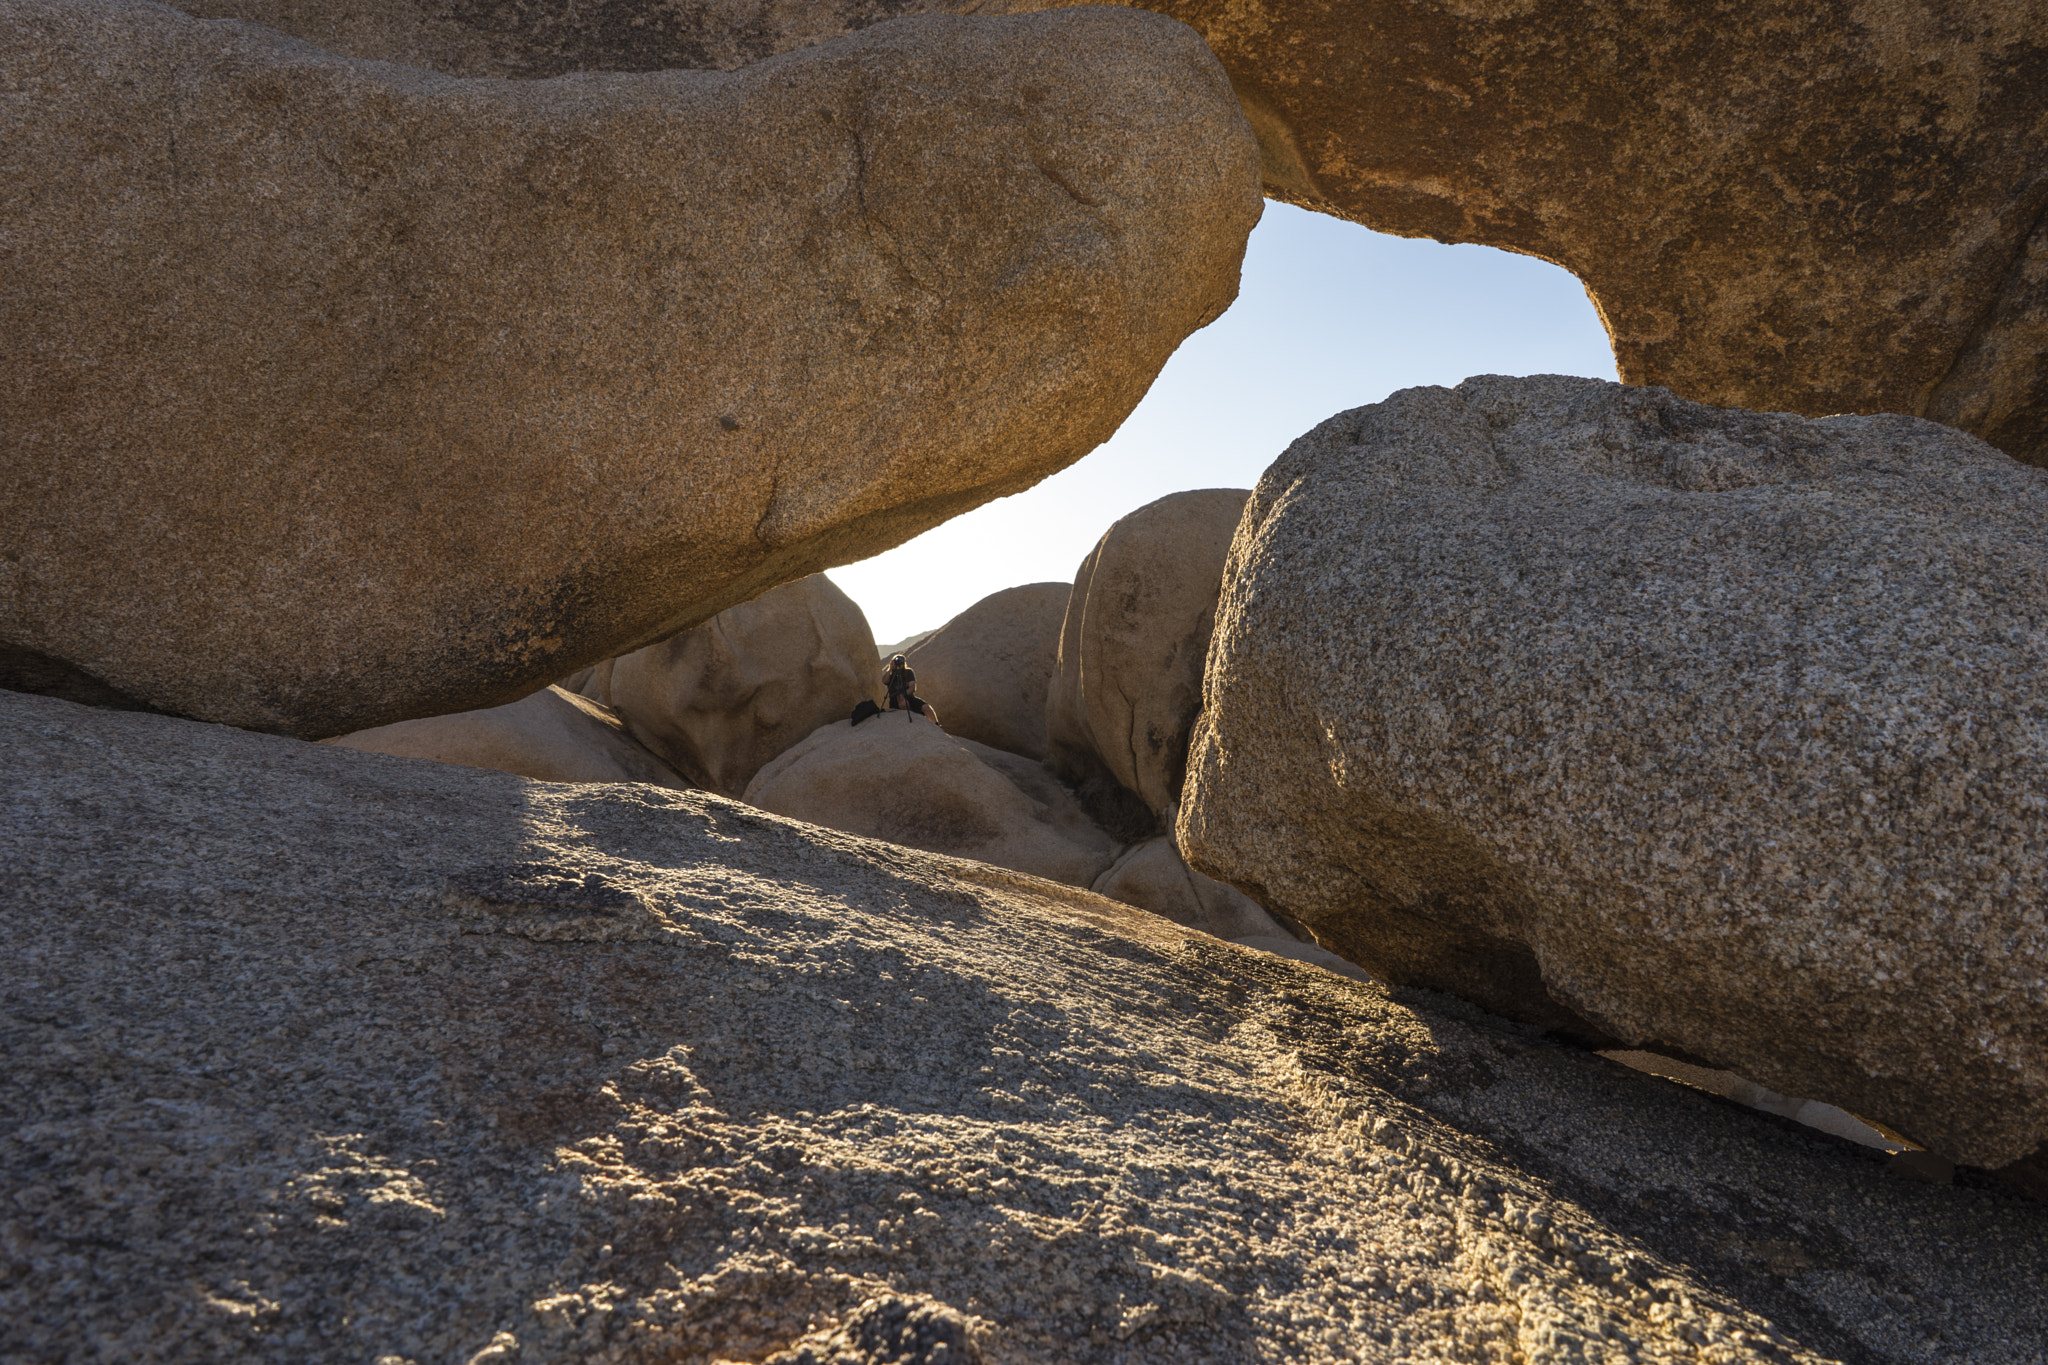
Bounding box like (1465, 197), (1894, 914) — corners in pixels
(1916, 172), (2048, 420)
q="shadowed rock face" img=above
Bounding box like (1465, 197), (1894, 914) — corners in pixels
(1044, 489), (1248, 835)
(577, 575), (878, 798)
(172, 0), (2048, 465)
(7, 686), (2048, 1363)
(0, 0), (1260, 737)
(1181, 374), (2048, 1168)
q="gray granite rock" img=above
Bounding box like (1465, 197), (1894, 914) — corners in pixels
(5, 686), (2047, 1363)
(1182, 373), (2048, 1169)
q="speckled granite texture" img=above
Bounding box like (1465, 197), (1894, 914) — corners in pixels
(3, 688), (2045, 1362)
(1182, 374), (2048, 1169)
(0, 0), (1258, 737)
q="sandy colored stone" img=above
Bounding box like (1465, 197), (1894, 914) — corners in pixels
(1181, 373), (2048, 1167)
(324, 683), (686, 787)
(902, 582), (1068, 761)
(0, 0), (1260, 738)
(1230, 935), (1375, 985)
(173, 0), (2048, 466)
(573, 575), (875, 798)
(5, 686), (2048, 1363)
(1044, 489), (1247, 835)
(743, 716), (1120, 888)
(1090, 835), (1282, 942)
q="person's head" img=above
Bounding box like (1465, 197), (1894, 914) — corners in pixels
(891, 654), (906, 667)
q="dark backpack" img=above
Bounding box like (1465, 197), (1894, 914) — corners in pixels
(850, 698), (882, 727)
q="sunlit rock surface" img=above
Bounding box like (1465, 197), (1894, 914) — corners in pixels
(902, 583), (1069, 762)
(8, 688), (2048, 1362)
(1182, 374), (2048, 1168)
(745, 715), (1120, 890)
(326, 684), (686, 787)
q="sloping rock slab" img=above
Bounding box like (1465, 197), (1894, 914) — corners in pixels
(4, 688), (2047, 1362)
(1181, 373), (2048, 1168)
(0, 0), (1259, 738)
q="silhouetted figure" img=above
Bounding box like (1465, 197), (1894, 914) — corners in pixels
(883, 654), (940, 726)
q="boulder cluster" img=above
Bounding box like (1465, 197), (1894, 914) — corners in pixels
(334, 497), (1317, 963)
(4, 0), (2048, 1358)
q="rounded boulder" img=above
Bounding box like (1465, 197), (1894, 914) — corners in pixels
(584, 575), (877, 798)
(903, 582), (1069, 760)
(1044, 489), (1249, 832)
(324, 685), (685, 787)
(743, 714), (1120, 888)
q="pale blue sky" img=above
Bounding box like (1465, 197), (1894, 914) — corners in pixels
(835, 201), (1619, 647)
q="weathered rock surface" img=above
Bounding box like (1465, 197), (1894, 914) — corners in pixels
(1181, 373), (2048, 1168)
(7, 687), (2048, 1363)
(903, 582), (1069, 761)
(172, 0), (2048, 465)
(1045, 489), (1247, 835)
(1090, 835), (1282, 942)
(0, 0), (1260, 738)
(744, 716), (1121, 889)
(573, 575), (876, 798)
(325, 684), (686, 787)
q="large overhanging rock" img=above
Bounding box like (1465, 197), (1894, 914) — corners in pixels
(166, 0), (2048, 466)
(0, 0), (1260, 737)
(1181, 374), (2048, 1168)
(8, 687), (2048, 1360)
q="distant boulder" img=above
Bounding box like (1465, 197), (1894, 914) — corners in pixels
(581, 575), (877, 798)
(877, 630), (939, 661)
(904, 582), (1069, 760)
(324, 685), (685, 787)
(1045, 489), (1248, 836)
(743, 716), (1120, 888)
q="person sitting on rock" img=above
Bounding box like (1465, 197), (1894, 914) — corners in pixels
(883, 654), (939, 726)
